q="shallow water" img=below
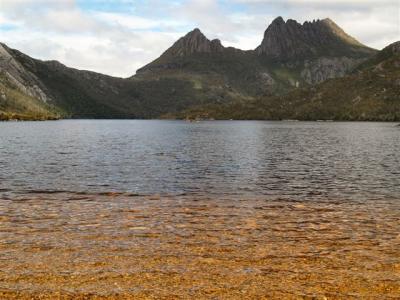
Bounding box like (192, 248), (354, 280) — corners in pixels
(0, 193), (399, 298)
(0, 120), (399, 298)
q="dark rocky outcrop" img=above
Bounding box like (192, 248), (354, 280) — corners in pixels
(256, 17), (375, 60)
(252, 17), (377, 84)
(163, 28), (225, 57)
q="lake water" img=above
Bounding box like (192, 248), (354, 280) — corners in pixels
(0, 120), (399, 298)
(0, 120), (399, 200)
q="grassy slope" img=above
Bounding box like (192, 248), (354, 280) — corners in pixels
(11, 49), (221, 119)
(135, 50), (279, 102)
(174, 44), (400, 121)
(0, 73), (60, 121)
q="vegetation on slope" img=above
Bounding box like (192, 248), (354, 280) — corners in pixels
(11, 49), (225, 119)
(0, 73), (60, 121)
(173, 42), (400, 121)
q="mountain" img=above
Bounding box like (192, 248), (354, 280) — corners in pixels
(255, 17), (377, 85)
(138, 28), (229, 70)
(0, 43), (203, 118)
(0, 17), (382, 120)
(155, 28), (225, 57)
(1, 43), (142, 118)
(136, 29), (276, 101)
(176, 41), (400, 121)
(136, 17), (376, 96)
(256, 17), (373, 60)
(0, 44), (59, 120)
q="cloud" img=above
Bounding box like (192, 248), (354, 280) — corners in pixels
(0, 0), (398, 77)
(235, 0), (398, 9)
(0, 0), (184, 76)
(232, 0), (400, 49)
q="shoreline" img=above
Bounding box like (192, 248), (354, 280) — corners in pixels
(0, 113), (60, 122)
(1, 117), (400, 123)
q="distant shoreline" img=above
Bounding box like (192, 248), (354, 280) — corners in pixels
(1, 117), (399, 123)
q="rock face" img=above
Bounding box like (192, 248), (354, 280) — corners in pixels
(163, 29), (224, 57)
(301, 57), (365, 84)
(253, 17), (378, 84)
(0, 43), (51, 102)
(256, 17), (373, 60)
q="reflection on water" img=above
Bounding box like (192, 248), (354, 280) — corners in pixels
(0, 121), (399, 298)
(0, 120), (399, 200)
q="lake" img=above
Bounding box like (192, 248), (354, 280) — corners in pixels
(0, 120), (399, 200)
(0, 120), (399, 298)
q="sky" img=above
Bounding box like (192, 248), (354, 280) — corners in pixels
(0, 0), (399, 77)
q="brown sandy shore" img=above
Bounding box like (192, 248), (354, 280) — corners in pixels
(0, 193), (399, 299)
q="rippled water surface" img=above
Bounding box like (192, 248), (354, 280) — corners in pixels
(0, 120), (399, 299)
(0, 120), (399, 199)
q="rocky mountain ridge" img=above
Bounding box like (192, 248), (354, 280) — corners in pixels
(164, 28), (225, 56)
(176, 41), (400, 121)
(138, 17), (376, 90)
(0, 16), (390, 120)
(256, 17), (373, 60)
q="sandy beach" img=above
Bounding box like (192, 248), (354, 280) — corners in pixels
(0, 192), (399, 299)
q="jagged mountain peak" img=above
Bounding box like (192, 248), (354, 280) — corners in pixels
(162, 28), (225, 57)
(271, 16), (285, 25)
(184, 28), (204, 38)
(256, 17), (374, 60)
(271, 17), (336, 27)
